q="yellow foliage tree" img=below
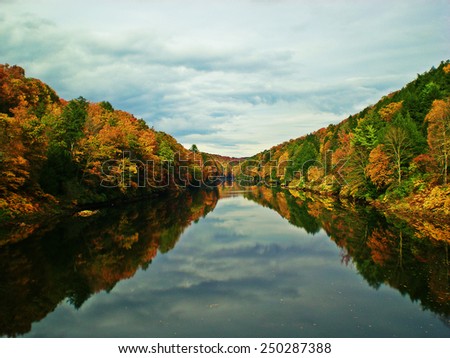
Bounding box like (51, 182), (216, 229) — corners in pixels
(425, 98), (450, 184)
(379, 101), (403, 122)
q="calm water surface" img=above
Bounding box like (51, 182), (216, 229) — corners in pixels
(0, 185), (448, 337)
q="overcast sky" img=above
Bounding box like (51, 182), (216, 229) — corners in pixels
(1, 0), (449, 156)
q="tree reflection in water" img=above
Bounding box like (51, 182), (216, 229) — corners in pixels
(0, 189), (219, 337)
(243, 186), (449, 326)
(0, 184), (448, 337)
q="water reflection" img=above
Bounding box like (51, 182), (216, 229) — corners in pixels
(0, 189), (219, 337)
(243, 187), (449, 324)
(0, 184), (448, 337)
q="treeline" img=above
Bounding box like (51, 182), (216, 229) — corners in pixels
(0, 64), (224, 222)
(244, 61), (450, 215)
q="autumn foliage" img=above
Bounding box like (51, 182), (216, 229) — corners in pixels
(366, 145), (394, 189)
(0, 64), (229, 222)
(2, 61), (450, 223)
(244, 60), (450, 220)
(425, 98), (450, 184)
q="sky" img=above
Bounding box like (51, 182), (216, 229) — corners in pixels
(1, 0), (449, 156)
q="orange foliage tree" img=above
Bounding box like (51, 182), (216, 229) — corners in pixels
(366, 145), (394, 189)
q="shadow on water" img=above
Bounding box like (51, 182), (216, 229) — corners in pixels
(0, 183), (448, 336)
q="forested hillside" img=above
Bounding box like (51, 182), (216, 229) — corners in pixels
(2, 61), (449, 224)
(243, 61), (450, 218)
(0, 64), (227, 223)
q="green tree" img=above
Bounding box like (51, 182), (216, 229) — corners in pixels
(99, 101), (114, 112)
(289, 141), (319, 178)
(39, 97), (88, 194)
(352, 124), (379, 150)
(61, 96), (88, 151)
(190, 144), (199, 153)
(157, 140), (174, 161)
(392, 112), (426, 155)
(345, 116), (382, 197)
(420, 82), (441, 110)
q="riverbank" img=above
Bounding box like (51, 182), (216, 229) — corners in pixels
(0, 188), (179, 246)
(284, 180), (450, 243)
(371, 185), (450, 242)
(3, 181), (449, 246)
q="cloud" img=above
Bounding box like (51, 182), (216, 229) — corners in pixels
(1, 0), (449, 156)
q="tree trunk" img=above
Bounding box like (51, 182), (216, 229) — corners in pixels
(444, 151), (448, 185)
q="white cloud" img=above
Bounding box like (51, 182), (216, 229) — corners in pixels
(1, 0), (449, 156)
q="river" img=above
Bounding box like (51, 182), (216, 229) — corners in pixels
(0, 184), (448, 337)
